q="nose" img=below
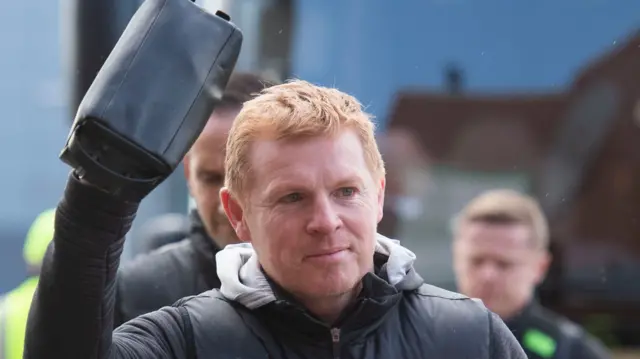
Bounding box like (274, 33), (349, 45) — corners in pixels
(476, 263), (499, 284)
(306, 196), (343, 235)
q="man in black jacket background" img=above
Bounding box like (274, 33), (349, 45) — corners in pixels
(451, 189), (610, 359)
(114, 72), (274, 326)
(135, 212), (191, 254)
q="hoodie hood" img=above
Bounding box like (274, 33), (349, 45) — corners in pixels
(216, 234), (422, 310)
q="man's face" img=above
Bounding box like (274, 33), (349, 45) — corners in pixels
(453, 222), (550, 319)
(184, 109), (238, 248)
(222, 130), (385, 299)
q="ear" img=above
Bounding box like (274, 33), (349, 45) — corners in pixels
(220, 187), (251, 242)
(376, 177), (386, 223)
(533, 250), (552, 285)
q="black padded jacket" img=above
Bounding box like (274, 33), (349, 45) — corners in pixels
(506, 301), (611, 359)
(24, 174), (527, 359)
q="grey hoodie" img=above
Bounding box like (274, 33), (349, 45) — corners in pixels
(216, 234), (421, 310)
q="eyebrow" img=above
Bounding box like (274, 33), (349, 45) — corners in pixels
(333, 174), (366, 188)
(196, 169), (224, 180)
(266, 174), (366, 195)
(263, 183), (307, 199)
(197, 168), (224, 175)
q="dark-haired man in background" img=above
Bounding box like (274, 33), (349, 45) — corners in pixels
(114, 72), (275, 326)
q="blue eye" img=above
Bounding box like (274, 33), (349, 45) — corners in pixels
(282, 193), (303, 203)
(338, 187), (357, 197)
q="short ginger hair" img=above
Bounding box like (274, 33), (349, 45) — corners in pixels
(224, 79), (385, 198)
(452, 189), (549, 250)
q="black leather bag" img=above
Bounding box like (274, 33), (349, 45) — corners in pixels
(60, 0), (242, 201)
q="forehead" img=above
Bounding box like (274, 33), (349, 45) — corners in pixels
(189, 126), (231, 172)
(190, 118), (234, 164)
(458, 222), (533, 255)
(249, 130), (370, 189)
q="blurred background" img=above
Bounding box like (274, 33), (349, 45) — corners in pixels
(2, 0), (640, 356)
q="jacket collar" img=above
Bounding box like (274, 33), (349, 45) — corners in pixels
(504, 300), (538, 332)
(258, 252), (412, 343)
(216, 235), (424, 343)
(188, 209), (222, 288)
(188, 209), (220, 253)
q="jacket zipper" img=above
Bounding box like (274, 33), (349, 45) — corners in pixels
(330, 327), (341, 359)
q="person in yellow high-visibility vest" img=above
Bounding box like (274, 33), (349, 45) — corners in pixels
(0, 209), (55, 359)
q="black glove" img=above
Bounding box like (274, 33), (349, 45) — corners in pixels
(60, 0), (242, 202)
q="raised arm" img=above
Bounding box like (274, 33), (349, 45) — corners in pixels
(25, 174), (194, 359)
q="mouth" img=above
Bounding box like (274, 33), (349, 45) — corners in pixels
(306, 248), (350, 261)
(473, 289), (495, 300)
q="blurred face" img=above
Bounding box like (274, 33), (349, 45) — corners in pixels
(221, 130), (385, 300)
(453, 222), (550, 319)
(184, 109), (238, 248)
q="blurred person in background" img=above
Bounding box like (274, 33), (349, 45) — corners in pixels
(0, 209), (55, 359)
(135, 213), (190, 254)
(114, 72), (275, 326)
(451, 189), (610, 359)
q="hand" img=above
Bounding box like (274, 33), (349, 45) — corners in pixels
(60, 2), (242, 202)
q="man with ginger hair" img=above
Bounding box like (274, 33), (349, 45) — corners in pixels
(452, 189), (610, 359)
(25, 80), (526, 359)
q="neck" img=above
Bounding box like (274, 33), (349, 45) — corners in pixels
(499, 296), (533, 322)
(298, 283), (362, 324)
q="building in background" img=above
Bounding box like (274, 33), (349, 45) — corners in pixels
(386, 31), (640, 348)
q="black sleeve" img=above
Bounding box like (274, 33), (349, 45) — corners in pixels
(112, 307), (192, 359)
(24, 173), (188, 359)
(488, 311), (528, 359)
(568, 333), (611, 359)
